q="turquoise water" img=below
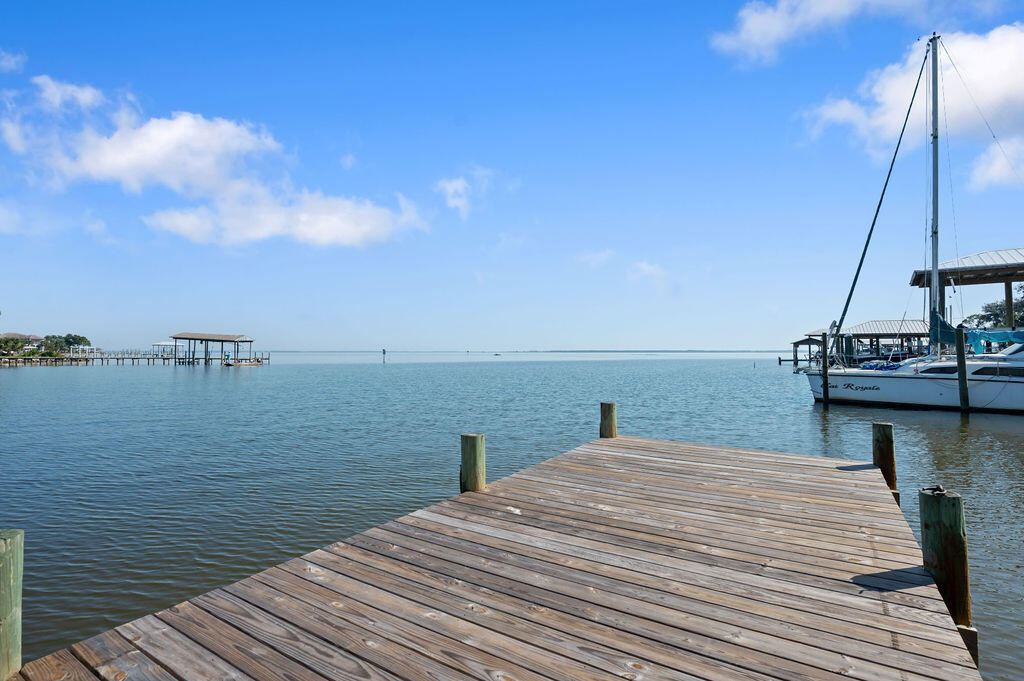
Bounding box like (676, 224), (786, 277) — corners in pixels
(1, 351), (1021, 680)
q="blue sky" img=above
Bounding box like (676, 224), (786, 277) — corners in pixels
(3, 1), (1024, 350)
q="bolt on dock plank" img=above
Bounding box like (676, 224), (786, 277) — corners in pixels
(12, 436), (981, 681)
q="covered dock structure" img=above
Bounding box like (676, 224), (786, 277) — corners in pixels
(170, 332), (266, 365)
(910, 247), (1024, 330)
(790, 319), (930, 366)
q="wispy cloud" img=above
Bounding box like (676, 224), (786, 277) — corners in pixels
(435, 176), (471, 219)
(31, 75), (103, 110)
(339, 153), (357, 170)
(969, 136), (1024, 188)
(84, 218), (120, 245)
(576, 249), (614, 268)
(809, 24), (1024, 189)
(712, 0), (920, 64)
(630, 260), (670, 291)
(435, 164), (497, 220)
(0, 48), (26, 73)
(0, 70), (424, 246)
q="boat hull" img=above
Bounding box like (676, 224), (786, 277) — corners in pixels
(806, 369), (1024, 414)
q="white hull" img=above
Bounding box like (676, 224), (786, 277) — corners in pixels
(806, 365), (1024, 413)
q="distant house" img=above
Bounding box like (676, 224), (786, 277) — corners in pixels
(0, 332), (44, 351)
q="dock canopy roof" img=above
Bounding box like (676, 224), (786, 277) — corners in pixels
(806, 319), (929, 338)
(171, 332), (254, 342)
(910, 247), (1024, 287)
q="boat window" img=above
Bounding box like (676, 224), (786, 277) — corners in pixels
(972, 366), (1024, 377)
(920, 366), (958, 374)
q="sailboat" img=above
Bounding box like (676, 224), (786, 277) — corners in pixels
(806, 34), (1024, 414)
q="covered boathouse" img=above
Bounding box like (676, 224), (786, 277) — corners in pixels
(910, 247), (1024, 331)
(789, 319), (930, 366)
(170, 332), (267, 365)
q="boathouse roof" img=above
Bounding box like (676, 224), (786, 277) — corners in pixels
(171, 332), (254, 342)
(910, 247), (1024, 287)
(805, 319), (929, 338)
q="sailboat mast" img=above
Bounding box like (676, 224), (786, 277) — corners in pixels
(929, 33), (940, 332)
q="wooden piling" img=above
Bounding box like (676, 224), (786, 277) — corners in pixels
(820, 334), (829, 406)
(0, 529), (23, 681)
(1006, 281), (1015, 330)
(871, 422), (899, 505)
(919, 486), (978, 663)
(459, 433), (485, 493)
(599, 402), (617, 438)
(955, 325), (970, 413)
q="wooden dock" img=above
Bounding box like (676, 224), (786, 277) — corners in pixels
(0, 351), (270, 368)
(9, 436), (982, 681)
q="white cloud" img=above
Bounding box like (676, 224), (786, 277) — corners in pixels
(969, 137), (1024, 188)
(56, 111), (279, 194)
(0, 118), (26, 153)
(31, 75), (103, 110)
(0, 48), (26, 73)
(143, 186), (421, 246)
(1, 79), (424, 246)
(340, 153), (357, 170)
(435, 176), (471, 219)
(435, 164), (497, 220)
(811, 24), (1024, 189)
(712, 0), (921, 63)
(577, 249), (614, 268)
(631, 260), (670, 291)
(468, 164), (495, 192)
(83, 218), (119, 245)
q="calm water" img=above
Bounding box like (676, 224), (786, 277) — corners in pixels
(1, 352), (1021, 679)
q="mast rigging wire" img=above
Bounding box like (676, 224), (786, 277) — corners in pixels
(830, 47), (929, 359)
(940, 39), (1024, 189)
(939, 46), (965, 321)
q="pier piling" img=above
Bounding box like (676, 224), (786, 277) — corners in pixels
(955, 325), (970, 413)
(820, 334), (830, 407)
(0, 529), (23, 681)
(459, 433), (485, 493)
(599, 401), (617, 438)
(871, 422), (899, 505)
(919, 485), (978, 662)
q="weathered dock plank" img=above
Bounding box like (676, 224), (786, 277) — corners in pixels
(9, 436), (982, 681)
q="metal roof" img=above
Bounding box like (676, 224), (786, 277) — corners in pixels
(171, 332), (254, 342)
(910, 247), (1024, 287)
(804, 319), (929, 338)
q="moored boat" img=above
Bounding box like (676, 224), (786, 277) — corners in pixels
(806, 34), (1024, 413)
(808, 343), (1024, 413)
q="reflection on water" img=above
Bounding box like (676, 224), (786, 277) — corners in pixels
(0, 351), (1021, 680)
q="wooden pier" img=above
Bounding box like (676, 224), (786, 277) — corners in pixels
(0, 351), (270, 368)
(6, 435), (981, 681)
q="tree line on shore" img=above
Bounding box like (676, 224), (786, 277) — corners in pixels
(963, 283), (1024, 328)
(0, 333), (92, 356)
